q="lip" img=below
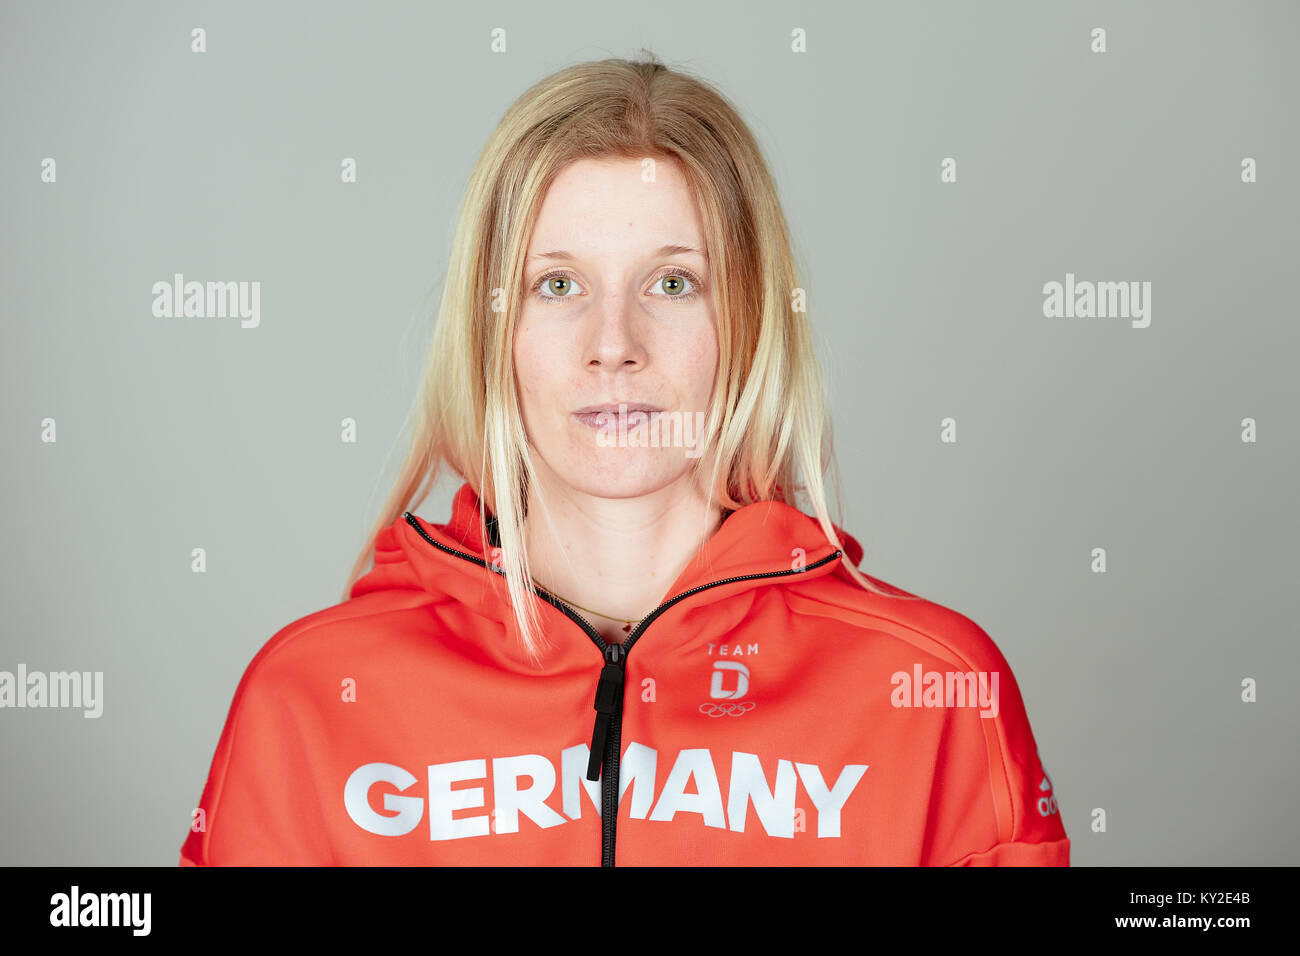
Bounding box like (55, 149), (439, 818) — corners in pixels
(571, 402), (663, 430)
(572, 402), (662, 415)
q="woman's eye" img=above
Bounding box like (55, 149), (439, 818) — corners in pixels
(650, 273), (696, 297)
(540, 275), (584, 299)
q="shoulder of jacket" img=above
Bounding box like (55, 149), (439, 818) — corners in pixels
(231, 590), (439, 693)
(787, 567), (1015, 674)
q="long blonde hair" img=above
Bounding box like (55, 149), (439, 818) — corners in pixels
(344, 52), (914, 665)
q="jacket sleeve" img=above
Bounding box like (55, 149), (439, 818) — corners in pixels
(179, 636), (335, 866)
(919, 620), (1071, 867)
(945, 691), (1069, 864)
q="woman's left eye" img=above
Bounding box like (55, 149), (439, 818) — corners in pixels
(649, 273), (698, 298)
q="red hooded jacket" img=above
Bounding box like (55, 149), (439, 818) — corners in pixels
(180, 482), (1069, 866)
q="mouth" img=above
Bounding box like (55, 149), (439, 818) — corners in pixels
(571, 402), (663, 429)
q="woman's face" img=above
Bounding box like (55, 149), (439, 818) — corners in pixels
(514, 156), (718, 500)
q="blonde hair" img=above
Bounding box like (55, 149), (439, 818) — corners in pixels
(344, 52), (915, 665)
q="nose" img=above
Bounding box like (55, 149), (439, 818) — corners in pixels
(585, 289), (648, 371)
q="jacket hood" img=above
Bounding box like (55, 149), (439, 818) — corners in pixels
(350, 481), (867, 663)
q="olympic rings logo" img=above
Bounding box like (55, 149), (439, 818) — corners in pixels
(698, 701), (756, 717)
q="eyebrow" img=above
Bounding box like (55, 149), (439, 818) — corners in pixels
(527, 243), (707, 263)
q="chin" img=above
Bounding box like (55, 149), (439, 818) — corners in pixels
(558, 454), (693, 501)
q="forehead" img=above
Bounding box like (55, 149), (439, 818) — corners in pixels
(526, 156), (707, 258)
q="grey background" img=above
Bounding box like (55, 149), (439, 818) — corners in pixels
(2, 0), (1296, 865)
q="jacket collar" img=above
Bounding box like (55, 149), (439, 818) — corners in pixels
(351, 482), (863, 666)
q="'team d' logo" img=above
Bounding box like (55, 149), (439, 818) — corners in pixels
(701, 661), (754, 717)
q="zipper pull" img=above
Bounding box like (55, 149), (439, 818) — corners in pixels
(586, 643), (625, 781)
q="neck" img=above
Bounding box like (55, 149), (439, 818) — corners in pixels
(522, 469), (724, 645)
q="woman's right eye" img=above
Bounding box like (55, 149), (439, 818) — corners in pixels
(536, 274), (586, 301)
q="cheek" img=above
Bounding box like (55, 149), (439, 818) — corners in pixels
(513, 320), (549, 398)
(677, 322), (718, 400)
(514, 317), (576, 413)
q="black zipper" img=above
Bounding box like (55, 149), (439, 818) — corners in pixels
(401, 511), (842, 867)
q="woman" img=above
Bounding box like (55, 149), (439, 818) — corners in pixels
(180, 55), (1069, 866)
